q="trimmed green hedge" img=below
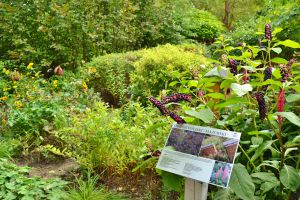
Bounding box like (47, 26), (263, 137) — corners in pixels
(84, 44), (210, 105)
(178, 9), (225, 43)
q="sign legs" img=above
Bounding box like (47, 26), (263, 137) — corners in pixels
(185, 178), (208, 200)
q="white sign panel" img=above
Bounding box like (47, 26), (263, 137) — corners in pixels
(156, 123), (241, 188)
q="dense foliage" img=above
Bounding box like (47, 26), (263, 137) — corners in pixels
(85, 44), (209, 105)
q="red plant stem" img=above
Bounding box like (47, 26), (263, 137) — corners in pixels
(277, 88), (286, 170)
(243, 68), (248, 83)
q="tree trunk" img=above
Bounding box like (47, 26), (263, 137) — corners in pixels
(223, 0), (230, 29)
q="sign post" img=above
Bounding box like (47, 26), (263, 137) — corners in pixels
(156, 123), (241, 199)
(185, 178), (208, 200)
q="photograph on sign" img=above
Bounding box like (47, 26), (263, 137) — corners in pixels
(166, 128), (205, 156)
(199, 135), (239, 163)
(209, 161), (232, 187)
(156, 123), (241, 188)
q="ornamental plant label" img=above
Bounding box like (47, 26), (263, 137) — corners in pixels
(156, 123), (241, 188)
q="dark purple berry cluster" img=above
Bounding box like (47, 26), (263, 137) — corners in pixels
(149, 93), (192, 124)
(279, 65), (289, 83)
(262, 66), (272, 91)
(265, 23), (272, 41)
(148, 97), (169, 116)
(255, 92), (266, 120)
(168, 112), (186, 124)
(162, 93), (192, 104)
(286, 59), (294, 71)
(228, 58), (239, 75)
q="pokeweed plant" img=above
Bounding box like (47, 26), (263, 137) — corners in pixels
(161, 24), (300, 199)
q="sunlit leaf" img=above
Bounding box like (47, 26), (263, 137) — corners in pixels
(276, 112), (300, 127)
(280, 165), (300, 191)
(231, 83), (252, 97)
(229, 164), (255, 200)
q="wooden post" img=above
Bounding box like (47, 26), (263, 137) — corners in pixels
(185, 178), (208, 200)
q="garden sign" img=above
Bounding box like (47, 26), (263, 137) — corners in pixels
(156, 123), (241, 188)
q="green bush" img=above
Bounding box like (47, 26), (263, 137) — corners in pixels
(178, 9), (225, 43)
(56, 101), (169, 171)
(85, 43), (210, 105)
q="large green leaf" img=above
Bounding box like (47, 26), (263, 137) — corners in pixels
(271, 57), (288, 64)
(286, 94), (300, 103)
(229, 164), (255, 200)
(280, 165), (300, 192)
(275, 40), (300, 49)
(231, 83), (252, 97)
(205, 93), (225, 100)
(271, 47), (282, 54)
(185, 108), (214, 123)
(215, 97), (248, 108)
(250, 140), (273, 162)
(276, 112), (300, 127)
(251, 172), (278, 183)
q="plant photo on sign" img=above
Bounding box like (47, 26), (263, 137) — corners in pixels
(209, 161), (232, 187)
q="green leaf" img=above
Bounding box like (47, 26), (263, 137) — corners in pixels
(272, 69), (281, 79)
(241, 65), (257, 72)
(160, 171), (183, 192)
(273, 27), (283, 35)
(261, 181), (280, 194)
(271, 47), (282, 54)
(248, 131), (272, 138)
(229, 163), (255, 200)
(213, 188), (234, 200)
(276, 112), (300, 127)
(284, 147), (298, 156)
(251, 172), (278, 183)
(280, 165), (300, 191)
(215, 97), (248, 108)
(271, 57), (288, 64)
(231, 83), (253, 97)
(205, 66), (227, 77)
(261, 79), (282, 87)
(169, 81), (178, 87)
(187, 80), (198, 88)
(220, 79), (235, 89)
(286, 94), (300, 103)
(292, 135), (300, 143)
(275, 40), (300, 49)
(185, 108), (214, 123)
(205, 93), (225, 100)
(250, 140), (273, 162)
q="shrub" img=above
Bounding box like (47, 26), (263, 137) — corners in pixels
(178, 9), (225, 43)
(85, 43), (210, 105)
(55, 101), (169, 172)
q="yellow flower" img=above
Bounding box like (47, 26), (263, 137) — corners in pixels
(3, 68), (10, 75)
(53, 80), (58, 88)
(88, 67), (97, 73)
(27, 62), (34, 69)
(0, 96), (8, 101)
(14, 101), (23, 108)
(82, 81), (88, 92)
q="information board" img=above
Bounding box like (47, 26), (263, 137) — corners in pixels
(156, 123), (241, 188)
